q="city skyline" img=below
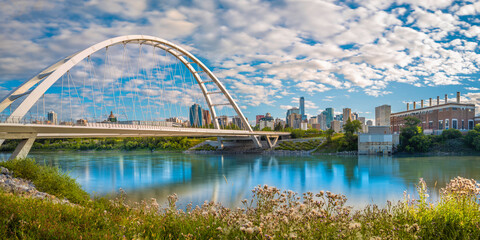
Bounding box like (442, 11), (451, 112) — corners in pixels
(1, 1), (480, 123)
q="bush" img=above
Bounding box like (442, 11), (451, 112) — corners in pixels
(441, 128), (462, 140)
(0, 158), (89, 204)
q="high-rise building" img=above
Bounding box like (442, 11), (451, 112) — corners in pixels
(217, 115), (228, 127)
(259, 113), (275, 130)
(343, 108), (352, 124)
(300, 97), (306, 120)
(202, 109), (212, 127)
(325, 108), (334, 128)
(47, 111), (57, 125)
(366, 120), (373, 126)
(331, 120), (341, 133)
(358, 117), (366, 133)
(286, 107), (300, 126)
(375, 105), (391, 126)
(256, 115), (265, 126)
(352, 112), (359, 121)
(317, 113), (327, 130)
(287, 113), (302, 129)
(189, 103), (203, 127)
(308, 116), (318, 125)
(232, 116), (243, 129)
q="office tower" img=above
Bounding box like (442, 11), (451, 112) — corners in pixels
(375, 104), (391, 126)
(343, 108), (352, 124)
(300, 97), (306, 120)
(47, 111), (57, 125)
(202, 109), (212, 127)
(189, 103), (203, 127)
(259, 113), (275, 130)
(287, 113), (302, 129)
(352, 112), (359, 121)
(325, 107), (333, 128)
(331, 120), (341, 133)
(317, 113), (327, 130)
(286, 107), (300, 126)
(308, 116), (317, 125)
(256, 115), (265, 126)
(232, 116), (243, 129)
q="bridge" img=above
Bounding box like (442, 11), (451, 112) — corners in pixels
(0, 35), (288, 159)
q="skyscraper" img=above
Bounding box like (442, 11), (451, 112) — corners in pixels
(325, 107), (334, 128)
(300, 97), (306, 120)
(47, 111), (57, 125)
(202, 109), (212, 127)
(189, 103), (203, 127)
(375, 104), (391, 126)
(286, 107), (300, 126)
(343, 108), (352, 124)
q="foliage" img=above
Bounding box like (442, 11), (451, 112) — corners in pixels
(338, 119), (362, 151)
(465, 124), (480, 151)
(0, 137), (208, 152)
(2, 173), (480, 239)
(0, 158), (89, 204)
(399, 117), (428, 153)
(193, 144), (218, 151)
(289, 128), (323, 139)
(441, 128), (462, 140)
(275, 139), (322, 151)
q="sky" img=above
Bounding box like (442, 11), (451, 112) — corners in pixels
(1, 0), (480, 124)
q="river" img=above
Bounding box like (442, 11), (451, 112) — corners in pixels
(2, 152), (480, 209)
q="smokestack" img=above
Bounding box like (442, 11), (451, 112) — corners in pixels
(429, 98), (432, 107)
(413, 101), (416, 109)
(437, 96), (440, 105)
(457, 92), (460, 103)
(407, 103), (409, 111)
(421, 100), (424, 108)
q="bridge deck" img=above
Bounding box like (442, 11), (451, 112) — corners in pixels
(0, 123), (290, 139)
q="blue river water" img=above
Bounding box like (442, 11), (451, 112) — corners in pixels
(2, 152), (480, 208)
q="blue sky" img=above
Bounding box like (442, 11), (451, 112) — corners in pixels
(1, 0), (480, 123)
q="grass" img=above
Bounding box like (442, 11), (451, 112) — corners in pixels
(0, 158), (89, 205)
(275, 139), (322, 151)
(2, 159), (480, 239)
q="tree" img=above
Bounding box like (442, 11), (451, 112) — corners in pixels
(324, 129), (334, 143)
(343, 119), (363, 134)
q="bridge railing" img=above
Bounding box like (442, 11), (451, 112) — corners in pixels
(0, 115), (252, 132)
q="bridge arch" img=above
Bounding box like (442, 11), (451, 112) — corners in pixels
(0, 35), (252, 133)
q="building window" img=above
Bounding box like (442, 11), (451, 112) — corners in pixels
(438, 120), (443, 130)
(469, 120), (474, 130)
(452, 107), (457, 111)
(445, 119), (449, 130)
(428, 121), (433, 129)
(462, 120), (464, 130)
(452, 119), (458, 129)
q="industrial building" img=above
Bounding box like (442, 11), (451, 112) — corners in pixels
(390, 92), (475, 134)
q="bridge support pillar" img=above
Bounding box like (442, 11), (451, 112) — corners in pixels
(9, 136), (36, 160)
(217, 137), (224, 149)
(251, 136), (262, 148)
(265, 135), (279, 149)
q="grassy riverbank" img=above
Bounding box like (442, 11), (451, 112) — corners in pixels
(1, 159), (480, 239)
(0, 137), (212, 153)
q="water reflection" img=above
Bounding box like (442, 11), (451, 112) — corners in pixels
(2, 152), (480, 208)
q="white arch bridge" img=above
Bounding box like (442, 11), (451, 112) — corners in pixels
(0, 35), (287, 159)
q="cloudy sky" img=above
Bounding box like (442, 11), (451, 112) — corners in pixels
(1, 0), (480, 122)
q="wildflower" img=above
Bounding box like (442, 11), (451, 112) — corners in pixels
(348, 222), (361, 229)
(245, 227), (254, 234)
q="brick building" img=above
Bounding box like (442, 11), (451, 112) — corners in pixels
(390, 92), (475, 134)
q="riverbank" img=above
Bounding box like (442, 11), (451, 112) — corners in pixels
(1, 158), (480, 239)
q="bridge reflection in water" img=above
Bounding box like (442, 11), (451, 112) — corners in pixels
(4, 153), (480, 209)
